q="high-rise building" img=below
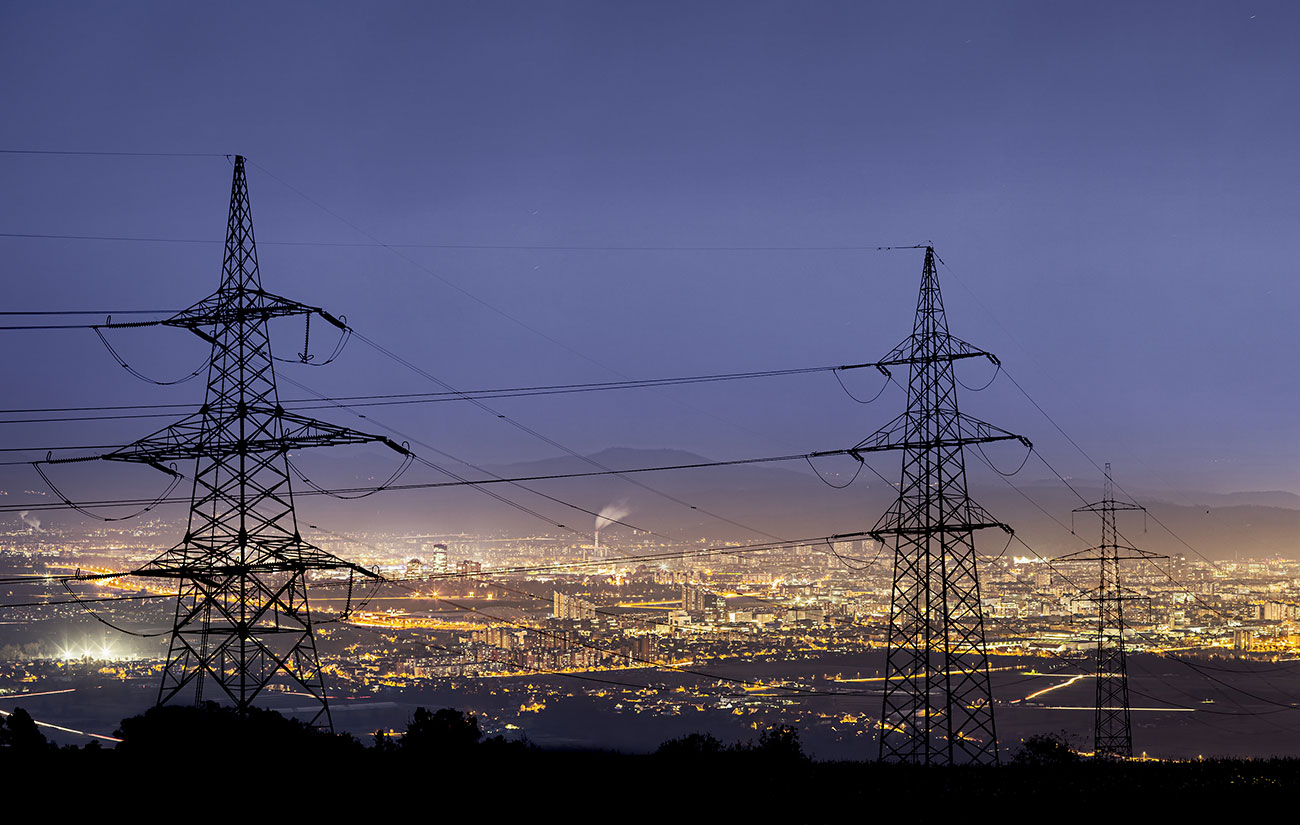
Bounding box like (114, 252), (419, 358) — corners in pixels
(553, 591), (596, 621)
(423, 543), (449, 574)
(682, 583), (727, 622)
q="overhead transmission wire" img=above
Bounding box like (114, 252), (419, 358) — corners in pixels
(0, 310), (177, 316)
(58, 580), (169, 638)
(0, 360), (889, 424)
(0, 445), (863, 508)
(0, 320), (170, 332)
(3, 334), (867, 496)
(243, 154), (924, 479)
(279, 371), (684, 540)
(31, 460), (182, 522)
(0, 229), (930, 252)
(276, 370), (892, 624)
(308, 368), (832, 652)
(0, 593), (167, 610)
(348, 330), (799, 545)
(0, 149), (229, 158)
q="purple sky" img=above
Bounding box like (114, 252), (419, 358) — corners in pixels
(1, 1), (1298, 509)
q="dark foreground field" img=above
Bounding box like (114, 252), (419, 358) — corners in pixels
(2, 703), (1291, 815)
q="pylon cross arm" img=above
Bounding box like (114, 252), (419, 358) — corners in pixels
(1073, 500), (1146, 514)
(853, 411), (1030, 453)
(276, 409), (411, 454)
(133, 543), (379, 580)
(97, 408), (408, 466)
(869, 522), (1010, 541)
(876, 331), (999, 369)
(162, 288), (346, 343)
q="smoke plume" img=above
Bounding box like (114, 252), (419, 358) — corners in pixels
(594, 500), (632, 536)
(18, 511), (41, 531)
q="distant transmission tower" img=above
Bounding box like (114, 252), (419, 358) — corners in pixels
(856, 246), (1030, 765)
(1062, 463), (1156, 759)
(79, 156), (407, 728)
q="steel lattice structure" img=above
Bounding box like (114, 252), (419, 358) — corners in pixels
(99, 156), (406, 728)
(855, 247), (1029, 765)
(1062, 464), (1154, 759)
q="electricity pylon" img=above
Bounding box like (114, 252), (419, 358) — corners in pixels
(87, 156), (407, 728)
(853, 246), (1030, 765)
(1060, 463), (1157, 759)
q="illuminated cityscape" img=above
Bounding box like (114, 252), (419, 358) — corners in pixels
(5, 511), (1300, 758)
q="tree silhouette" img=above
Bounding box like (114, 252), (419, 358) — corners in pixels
(401, 707), (482, 754)
(0, 708), (50, 752)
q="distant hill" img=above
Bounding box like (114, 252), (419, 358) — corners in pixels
(5, 446), (1298, 561)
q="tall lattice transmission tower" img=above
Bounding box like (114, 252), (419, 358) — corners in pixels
(1061, 463), (1156, 759)
(72, 156), (407, 728)
(854, 246), (1030, 765)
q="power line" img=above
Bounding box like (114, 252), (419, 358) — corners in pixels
(0, 321), (166, 331)
(0, 593), (167, 610)
(0, 360), (887, 424)
(0, 230), (928, 252)
(243, 157), (919, 458)
(0, 150), (227, 158)
(292, 364), (824, 545)
(349, 330), (796, 544)
(0, 310), (176, 316)
(0, 447), (859, 510)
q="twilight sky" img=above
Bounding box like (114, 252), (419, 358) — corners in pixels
(1, 1), (1298, 514)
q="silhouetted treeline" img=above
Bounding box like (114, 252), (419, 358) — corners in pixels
(0, 703), (1295, 808)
